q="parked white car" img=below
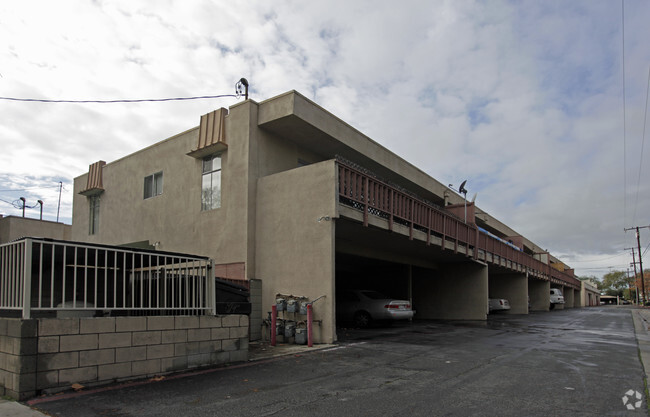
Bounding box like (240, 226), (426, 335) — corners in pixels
(488, 298), (511, 312)
(336, 290), (415, 328)
(550, 288), (565, 310)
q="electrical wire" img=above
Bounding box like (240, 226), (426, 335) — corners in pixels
(0, 185), (64, 192)
(0, 198), (42, 209)
(565, 252), (629, 263)
(0, 94), (237, 104)
(0, 198), (16, 206)
(579, 265), (629, 271)
(632, 66), (650, 224)
(622, 0), (628, 230)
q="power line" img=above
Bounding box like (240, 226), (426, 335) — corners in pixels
(579, 265), (629, 271)
(0, 79), (249, 105)
(622, 0), (628, 230)
(0, 94), (238, 104)
(0, 185), (65, 192)
(633, 66), (650, 224)
(0, 198), (16, 206)
(564, 252), (628, 263)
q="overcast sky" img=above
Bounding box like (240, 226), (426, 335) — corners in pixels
(1, 1), (649, 278)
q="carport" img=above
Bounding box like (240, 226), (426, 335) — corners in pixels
(335, 216), (489, 329)
(488, 269), (529, 314)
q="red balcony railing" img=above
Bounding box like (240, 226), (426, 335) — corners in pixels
(336, 161), (580, 289)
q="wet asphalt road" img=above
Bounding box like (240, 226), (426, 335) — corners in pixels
(33, 307), (646, 417)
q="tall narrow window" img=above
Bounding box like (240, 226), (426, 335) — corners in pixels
(202, 154), (221, 211)
(144, 171), (163, 199)
(89, 196), (100, 235)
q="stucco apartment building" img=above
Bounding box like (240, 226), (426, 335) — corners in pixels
(0, 215), (71, 244)
(71, 90), (587, 344)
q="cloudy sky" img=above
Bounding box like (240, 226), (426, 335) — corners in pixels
(1, 0), (649, 278)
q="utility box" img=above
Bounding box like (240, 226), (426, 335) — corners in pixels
(284, 320), (296, 337)
(295, 327), (307, 345)
(287, 299), (299, 313)
(299, 301), (310, 315)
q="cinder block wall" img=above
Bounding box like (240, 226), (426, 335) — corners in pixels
(0, 319), (38, 399)
(0, 315), (248, 400)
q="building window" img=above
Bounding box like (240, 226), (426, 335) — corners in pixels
(144, 172), (163, 199)
(89, 196), (100, 235)
(202, 154), (221, 211)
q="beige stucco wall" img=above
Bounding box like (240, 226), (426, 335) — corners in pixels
(489, 273), (528, 314)
(529, 278), (550, 311)
(413, 261), (488, 320)
(255, 160), (337, 343)
(72, 113), (252, 274)
(71, 98), (334, 281)
(581, 280), (600, 306)
(0, 216), (71, 245)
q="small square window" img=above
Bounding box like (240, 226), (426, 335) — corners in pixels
(144, 172), (163, 199)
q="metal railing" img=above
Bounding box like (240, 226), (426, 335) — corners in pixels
(0, 238), (215, 318)
(336, 161), (581, 290)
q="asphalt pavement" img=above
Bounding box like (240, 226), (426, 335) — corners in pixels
(4, 306), (650, 416)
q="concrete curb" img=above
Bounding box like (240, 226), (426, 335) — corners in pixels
(632, 308), (650, 381)
(0, 399), (48, 417)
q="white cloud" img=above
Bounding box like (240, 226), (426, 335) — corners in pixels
(1, 0), (649, 278)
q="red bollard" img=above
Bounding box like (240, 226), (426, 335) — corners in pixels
(307, 303), (313, 347)
(271, 304), (277, 347)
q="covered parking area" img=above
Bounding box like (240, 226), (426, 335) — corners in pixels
(335, 215), (490, 329)
(334, 213), (581, 328)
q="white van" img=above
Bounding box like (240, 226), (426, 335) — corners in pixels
(550, 288), (565, 310)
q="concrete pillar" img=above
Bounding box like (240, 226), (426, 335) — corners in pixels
(249, 279), (262, 341)
(489, 273), (528, 314)
(563, 286), (575, 309)
(529, 278), (550, 311)
(413, 261), (488, 320)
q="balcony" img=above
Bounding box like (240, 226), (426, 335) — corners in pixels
(336, 159), (580, 289)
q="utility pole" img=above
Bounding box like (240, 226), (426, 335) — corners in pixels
(626, 247), (639, 303)
(625, 225), (650, 305)
(626, 268), (633, 304)
(56, 181), (62, 222)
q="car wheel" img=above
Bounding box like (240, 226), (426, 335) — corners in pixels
(549, 303), (555, 310)
(354, 311), (371, 328)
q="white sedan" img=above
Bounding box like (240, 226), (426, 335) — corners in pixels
(488, 298), (511, 312)
(336, 290), (415, 328)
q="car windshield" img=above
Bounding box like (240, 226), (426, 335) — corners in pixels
(361, 290), (389, 300)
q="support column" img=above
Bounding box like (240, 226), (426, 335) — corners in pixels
(489, 273), (528, 314)
(413, 261), (488, 320)
(529, 278), (550, 311)
(563, 286), (575, 309)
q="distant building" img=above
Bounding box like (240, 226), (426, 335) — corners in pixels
(0, 215), (71, 244)
(581, 278), (600, 306)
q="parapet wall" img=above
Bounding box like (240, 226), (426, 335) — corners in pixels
(0, 315), (248, 400)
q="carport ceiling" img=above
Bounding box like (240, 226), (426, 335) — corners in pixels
(336, 218), (472, 270)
